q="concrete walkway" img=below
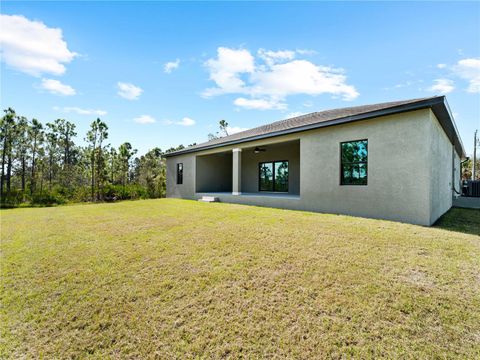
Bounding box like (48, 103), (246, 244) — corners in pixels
(453, 197), (480, 209)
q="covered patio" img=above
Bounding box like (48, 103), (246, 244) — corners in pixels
(196, 191), (300, 199)
(195, 139), (300, 198)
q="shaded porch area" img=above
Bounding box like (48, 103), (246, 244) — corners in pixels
(195, 140), (300, 196)
(195, 151), (232, 193)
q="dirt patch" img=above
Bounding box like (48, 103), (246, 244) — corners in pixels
(399, 269), (435, 289)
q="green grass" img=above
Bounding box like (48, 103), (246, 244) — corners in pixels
(1, 199), (479, 358)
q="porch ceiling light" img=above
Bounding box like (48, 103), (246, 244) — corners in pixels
(254, 147), (266, 154)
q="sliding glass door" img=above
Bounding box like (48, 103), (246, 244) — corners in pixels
(259, 161), (289, 192)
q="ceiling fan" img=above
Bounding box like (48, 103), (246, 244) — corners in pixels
(254, 147), (266, 154)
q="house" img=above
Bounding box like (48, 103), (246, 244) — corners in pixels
(165, 96), (465, 226)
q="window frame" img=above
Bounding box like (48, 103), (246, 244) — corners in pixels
(340, 139), (368, 186)
(258, 160), (289, 193)
(176, 163), (183, 185)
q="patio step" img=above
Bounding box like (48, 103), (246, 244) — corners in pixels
(198, 196), (219, 203)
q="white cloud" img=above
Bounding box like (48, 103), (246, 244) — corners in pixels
(40, 78), (76, 96)
(251, 60), (359, 100)
(54, 106), (107, 116)
(0, 14), (77, 76)
(427, 79), (455, 94)
(234, 97), (287, 110)
(452, 58), (480, 93)
(258, 48), (295, 66)
(202, 47), (255, 97)
(226, 126), (249, 134)
(164, 59), (180, 73)
(203, 47), (358, 110)
(303, 100), (314, 107)
(117, 82), (143, 100)
(134, 115), (156, 124)
(393, 80), (414, 89)
(163, 117), (196, 126)
(285, 112), (306, 119)
(296, 49), (317, 56)
(177, 117), (195, 126)
(437, 63), (447, 69)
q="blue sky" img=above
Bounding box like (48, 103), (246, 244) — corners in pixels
(1, 1), (479, 155)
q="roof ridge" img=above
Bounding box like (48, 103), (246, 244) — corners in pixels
(203, 96), (440, 143)
(166, 96), (450, 156)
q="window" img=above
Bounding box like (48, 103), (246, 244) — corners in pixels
(341, 140), (368, 185)
(176, 163), (183, 185)
(259, 161), (289, 192)
(259, 162), (273, 191)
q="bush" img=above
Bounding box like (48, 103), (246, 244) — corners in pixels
(32, 191), (67, 206)
(1, 189), (67, 208)
(72, 186), (92, 203)
(1, 183), (159, 208)
(1, 189), (30, 208)
(102, 183), (149, 201)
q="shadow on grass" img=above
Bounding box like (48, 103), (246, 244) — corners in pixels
(0, 202), (60, 210)
(434, 207), (480, 236)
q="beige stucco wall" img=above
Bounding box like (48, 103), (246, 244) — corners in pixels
(299, 109), (432, 225)
(428, 111), (455, 224)
(166, 152), (196, 199)
(166, 108), (460, 226)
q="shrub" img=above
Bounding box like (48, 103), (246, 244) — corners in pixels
(31, 192), (67, 206)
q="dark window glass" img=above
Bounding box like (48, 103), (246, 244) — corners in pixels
(259, 161), (289, 192)
(341, 140), (367, 185)
(259, 162), (273, 191)
(177, 163), (183, 185)
(274, 161), (289, 192)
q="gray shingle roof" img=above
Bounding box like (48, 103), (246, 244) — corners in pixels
(165, 96), (465, 157)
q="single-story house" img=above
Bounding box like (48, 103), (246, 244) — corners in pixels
(165, 96), (465, 226)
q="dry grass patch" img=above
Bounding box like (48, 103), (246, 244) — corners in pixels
(1, 200), (479, 358)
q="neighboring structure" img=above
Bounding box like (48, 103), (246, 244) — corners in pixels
(165, 96), (465, 226)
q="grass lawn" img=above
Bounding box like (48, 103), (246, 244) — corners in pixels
(1, 199), (479, 358)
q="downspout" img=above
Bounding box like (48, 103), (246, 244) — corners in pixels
(453, 154), (470, 196)
(452, 145), (462, 197)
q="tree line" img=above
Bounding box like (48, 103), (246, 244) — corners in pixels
(0, 108), (187, 207)
(2, 107), (476, 206)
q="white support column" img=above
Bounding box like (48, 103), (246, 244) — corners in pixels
(232, 148), (242, 195)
